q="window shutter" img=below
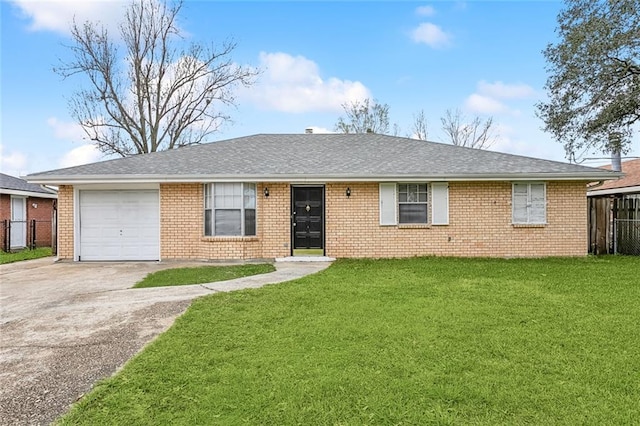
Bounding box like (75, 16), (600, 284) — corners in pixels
(529, 183), (546, 223)
(431, 182), (449, 225)
(379, 183), (397, 225)
(512, 183), (546, 224)
(512, 184), (528, 223)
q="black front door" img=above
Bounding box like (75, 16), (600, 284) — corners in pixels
(292, 186), (324, 251)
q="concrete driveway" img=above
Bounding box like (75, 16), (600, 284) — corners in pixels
(0, 258), (330, 425)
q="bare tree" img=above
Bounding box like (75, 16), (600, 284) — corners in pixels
(55, 0), (258, 156)
(411, 109), (429, 140)
(334, 98), (390, 134)
(440, 109), (497, 149)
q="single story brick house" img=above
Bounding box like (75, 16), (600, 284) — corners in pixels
(1, 173), (57, 251)
(26, 134), (620, 261)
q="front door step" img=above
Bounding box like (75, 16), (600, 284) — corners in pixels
(275, 256), (335, 262)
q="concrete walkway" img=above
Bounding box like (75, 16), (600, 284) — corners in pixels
(0, 258), (331, 426)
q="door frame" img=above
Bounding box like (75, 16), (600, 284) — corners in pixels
(10, 195), (27, 249)
(290, 184), (325, 256)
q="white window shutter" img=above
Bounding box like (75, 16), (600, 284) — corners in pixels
(379, 183), (397, 225)
(512, 184), (528, 223)
(529, 183), (546, 223)
(512, 183), (546, 224)
(431, 182), (449, 225)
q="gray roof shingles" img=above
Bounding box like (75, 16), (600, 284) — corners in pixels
(26, 133), (619, 181)
(1, 173), (57, 195)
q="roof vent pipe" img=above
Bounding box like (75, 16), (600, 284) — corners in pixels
(609, 132), (622, 172)
(305, 128), (313, 134)
(611, 150), (622, 172)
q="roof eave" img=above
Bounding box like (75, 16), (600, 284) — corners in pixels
(26, 171), (622, 185)
(588, 185), (640, 197)
(0, 188), (58, 198)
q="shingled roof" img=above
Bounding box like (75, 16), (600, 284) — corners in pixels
(588, 158), (640, 196)
(26, 134), (621, 184)
(0, 173), (57, 197)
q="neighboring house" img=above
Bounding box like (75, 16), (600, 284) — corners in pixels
(587, 158), (640, 254)
(25, 134), (620, 262)
(0, 173), (58, 251)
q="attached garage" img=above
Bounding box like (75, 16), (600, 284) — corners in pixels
(78, 189), (160, 261)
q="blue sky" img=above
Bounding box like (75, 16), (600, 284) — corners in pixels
(2, 0), (638, 177)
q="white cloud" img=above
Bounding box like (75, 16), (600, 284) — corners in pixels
(0, 145), (28, 177)
(415, 5), (436, 17)
(464, 80), (536, 115)
(488, 122), (566, 160)
(10, 0), (126, 35)
(411, 22), (451, 49)
(47, 117), (86, 142)
(464, 94), (508, 114)
(59, 144), (102, 168)
(477, 81), (535, 99)
(244, 52), (371, 113)
(46, 117), (103, 168)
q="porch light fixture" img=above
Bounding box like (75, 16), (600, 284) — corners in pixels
(263, 187), (269, 197)
(346, 187), (351, 198)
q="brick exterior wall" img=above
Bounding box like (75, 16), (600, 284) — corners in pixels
(159, 183), (290, 260)
(57, 186), (74, 259)
(56, 180), (588, 260)
(27, 198), (55, 248)
(0, 194), (9, 249)
(326, 181), (587, 258)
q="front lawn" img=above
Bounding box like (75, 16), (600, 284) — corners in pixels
(59, 256), (640, 425)
(134, 264), (276, 288)
(0, 247), (52, 264)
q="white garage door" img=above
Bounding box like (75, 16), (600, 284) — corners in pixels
(79, 190), (160, 261)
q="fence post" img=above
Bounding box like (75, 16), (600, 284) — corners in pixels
(6, 219), (10, 253)
(30, 219), (36, 250)
(613, 218), (617, 254)
(2, 220), (7, 253)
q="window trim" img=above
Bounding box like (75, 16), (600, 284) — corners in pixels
(512, 182), (547, 225)
(397, 183), (429, 225)
(204, 183), (257, 237)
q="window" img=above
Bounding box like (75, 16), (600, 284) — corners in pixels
(398, 184), (428, 224)
(379, 183), (449, 226)
(512, 183), (546, 224)
(204, 183), (256, 236)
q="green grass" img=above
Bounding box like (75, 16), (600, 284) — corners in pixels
(59, 256), (640, 425)
(0, 247), (52, 264)
(133, 263), (276, 288)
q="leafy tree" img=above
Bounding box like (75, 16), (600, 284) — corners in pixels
(334, 98), (390, 134)
(537, 0), (639, 158)
(440, 108), (497, 149)
(55, 0), (257, 156)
